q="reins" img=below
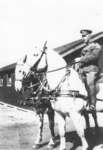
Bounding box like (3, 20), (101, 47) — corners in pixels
(47, 65), (67, 73)
(46, 61), (79, 73)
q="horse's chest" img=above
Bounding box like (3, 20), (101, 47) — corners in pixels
(53, 97), (75, 113)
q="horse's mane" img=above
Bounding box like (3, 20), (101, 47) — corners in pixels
(45, 50), (67, 90)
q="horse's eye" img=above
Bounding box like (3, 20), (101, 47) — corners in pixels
(19, 70), (21, 73)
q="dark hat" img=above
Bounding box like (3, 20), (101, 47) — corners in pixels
(80, 29), (92, 36)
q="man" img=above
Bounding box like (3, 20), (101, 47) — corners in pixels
(75, 29), (101, 111)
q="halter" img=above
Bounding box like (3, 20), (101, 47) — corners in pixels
(29, 72), (47, 96)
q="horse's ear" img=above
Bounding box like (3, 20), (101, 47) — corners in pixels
(23, 55), (27, 63)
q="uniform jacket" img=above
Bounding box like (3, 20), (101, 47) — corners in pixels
(79, 42), (101, 73)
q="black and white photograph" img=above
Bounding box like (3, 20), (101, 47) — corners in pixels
(0, 0), (103, 150)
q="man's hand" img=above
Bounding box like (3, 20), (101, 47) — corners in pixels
(74, 57), (81, 63)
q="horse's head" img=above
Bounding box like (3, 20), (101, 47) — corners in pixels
(15, 58), (27, 91)
(15, 46), (46, 92)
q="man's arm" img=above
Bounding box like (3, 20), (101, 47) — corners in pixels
(80, 43), (101, 63)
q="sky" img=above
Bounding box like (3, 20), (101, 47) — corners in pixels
(0, 0), (103, 67)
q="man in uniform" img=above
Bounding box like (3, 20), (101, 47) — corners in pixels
(75, 29), (101, 111)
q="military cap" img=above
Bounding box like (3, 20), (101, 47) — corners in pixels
(80, 29), (92, 36)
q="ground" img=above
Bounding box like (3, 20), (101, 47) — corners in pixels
(0, 101), (103, 150)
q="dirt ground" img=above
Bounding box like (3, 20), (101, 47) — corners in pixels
(0, 102), (103, 150)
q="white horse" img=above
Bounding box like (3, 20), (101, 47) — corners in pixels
(15, 46), (90, 150)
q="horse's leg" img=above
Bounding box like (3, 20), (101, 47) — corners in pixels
(56, 112), (66, 150)
(47, 108), (55, 148)
(91, 110), (99, 133)
(33, 113), (44, 148)
(70, 110), (88, 150)
(91, 83), (99, 133)
(83, 110), (91, 133)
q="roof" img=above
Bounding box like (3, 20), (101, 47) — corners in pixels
(54, 32), (103, 57)
(0, 63), (16, 73)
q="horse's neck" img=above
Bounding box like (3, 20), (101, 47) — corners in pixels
(36, 53), (47, 70)
(46, 50), (67, 90)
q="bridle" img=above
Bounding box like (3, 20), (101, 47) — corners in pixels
(15, 41), (48, 92)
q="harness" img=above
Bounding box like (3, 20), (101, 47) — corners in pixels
(38, 67), (81, 101)
(29, 54), (81, 100)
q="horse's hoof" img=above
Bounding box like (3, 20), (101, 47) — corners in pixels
(32, 144), (40, 149)
(47, 144), (55, 149)
(47, 138), (56, 149)
(82, 147), (88, 150)
(93, 144), (103, 150)
(82, 146), (89, 150)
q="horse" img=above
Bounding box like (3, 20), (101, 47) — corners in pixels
(15, 46), (90, 150)
(15, 47), (55, 149)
